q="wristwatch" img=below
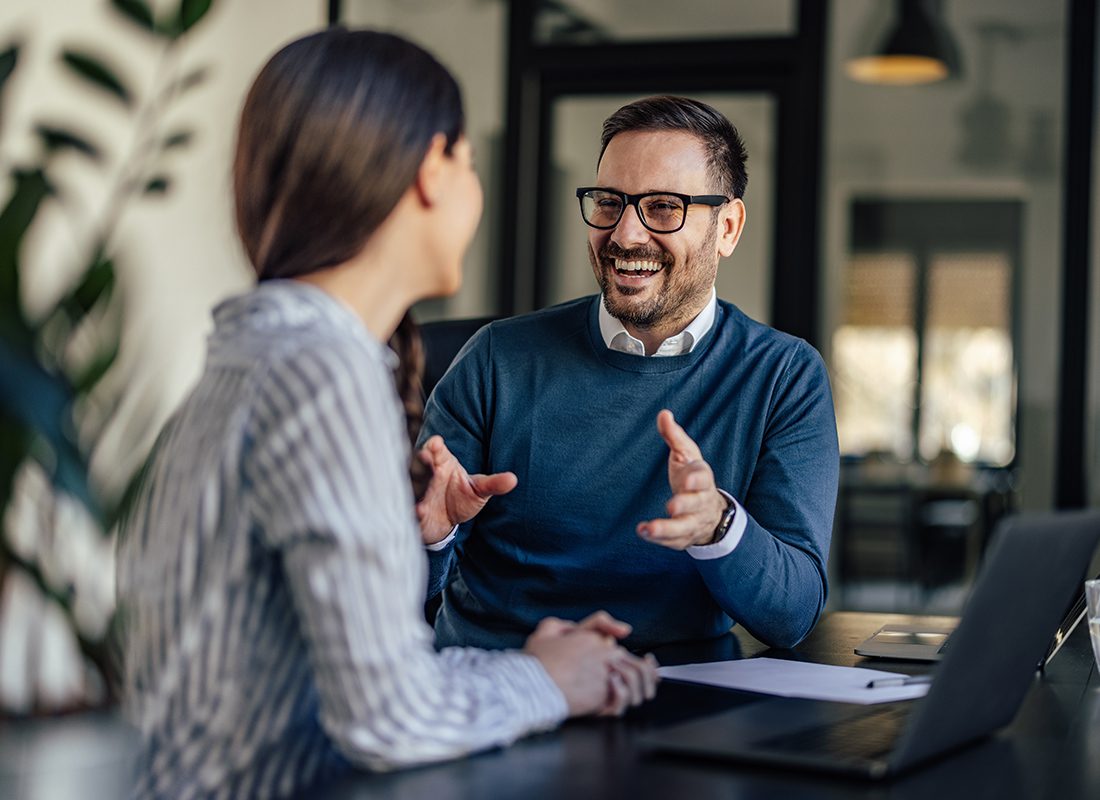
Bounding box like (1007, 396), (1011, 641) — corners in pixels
(710, 488), (737, 544)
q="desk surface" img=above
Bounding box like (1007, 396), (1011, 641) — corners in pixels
(3, 612), (1092, 799)
(322, 611), (1100, 800)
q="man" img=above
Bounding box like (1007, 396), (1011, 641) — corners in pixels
(416, 96), (839, 652)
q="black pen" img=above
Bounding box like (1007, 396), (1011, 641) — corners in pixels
(865, 675), (934, 689)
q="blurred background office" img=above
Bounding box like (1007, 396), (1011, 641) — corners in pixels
(0, 0), (1098, 792)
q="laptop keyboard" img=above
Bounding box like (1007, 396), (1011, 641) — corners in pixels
(755, 706), (908, 762)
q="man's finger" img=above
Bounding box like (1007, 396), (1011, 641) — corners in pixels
(418, 435), (449, 466)
(637, 515), (697, 544)
(468, 471), (518, 498)
(666, 489), (713, 518)
(669, 460), (715, 493)
(656, 410), (703, 461)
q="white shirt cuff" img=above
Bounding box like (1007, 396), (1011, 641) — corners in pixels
(687, 496), (747, 560)
(425, 525), (458, 551)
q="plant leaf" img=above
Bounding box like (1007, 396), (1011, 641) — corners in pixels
(161, 129), (193, 149)
(0, 414), (33, 532)
(110, 0), (156, 32)
(160, 66), (208, 98)
(178, 66), (208, 92)
(36, 124), (102, 162)
(0, 45), (19, 134)
(0, 169), (52, 344)
(179, 0), (215, 34)
(0, 339), (96, 513)
(61, 50), (133, 107)
(0, 44), (17, 94)
(144, 176), (170, 195)
(57, 255), (115, 326)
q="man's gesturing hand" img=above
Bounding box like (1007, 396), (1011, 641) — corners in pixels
(636, 410), (728, 550)
(416, 435), (517, 545)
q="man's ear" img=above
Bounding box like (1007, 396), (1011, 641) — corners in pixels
(413, 133), (450, 207)
(717, 198), (746, 258)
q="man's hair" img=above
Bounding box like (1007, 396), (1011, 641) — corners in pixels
(598, 96), (748, 199)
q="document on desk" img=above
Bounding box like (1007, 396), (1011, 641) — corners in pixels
(658, 657), (931, 705)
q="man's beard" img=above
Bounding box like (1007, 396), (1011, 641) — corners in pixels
(589, 228), (717, 331)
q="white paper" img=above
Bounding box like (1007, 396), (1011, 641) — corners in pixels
(658, 657), (931, 705)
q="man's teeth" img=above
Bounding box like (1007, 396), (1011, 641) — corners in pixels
(614, 259), (663, 273)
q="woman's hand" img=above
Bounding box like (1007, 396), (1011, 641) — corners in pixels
(523, 611), (659, 717)
(415, 435), (517, 545)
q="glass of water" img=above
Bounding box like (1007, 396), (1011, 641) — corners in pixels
(1087, 579), (1100, 672)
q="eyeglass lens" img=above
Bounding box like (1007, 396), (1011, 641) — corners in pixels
(580, 191), (686, 232)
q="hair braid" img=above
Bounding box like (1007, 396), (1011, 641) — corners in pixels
(389, 312), (431, 501)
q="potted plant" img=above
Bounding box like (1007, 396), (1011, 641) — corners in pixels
(0, 0), (215, 714)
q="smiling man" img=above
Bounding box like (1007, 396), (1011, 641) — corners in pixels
(417, 96), (839, 652)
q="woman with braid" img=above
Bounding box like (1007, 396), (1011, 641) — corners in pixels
(115, 28), (656, 800)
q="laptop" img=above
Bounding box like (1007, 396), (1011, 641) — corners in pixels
(641, 509), (1100, 779)
(855, 561), (1100, 664)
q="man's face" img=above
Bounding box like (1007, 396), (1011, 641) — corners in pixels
(587, 130), (742, 334)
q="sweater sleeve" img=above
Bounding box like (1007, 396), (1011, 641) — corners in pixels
(248, 341), (566, 771)
(419, 327), (495, 600)
(690, 340), (839, 648)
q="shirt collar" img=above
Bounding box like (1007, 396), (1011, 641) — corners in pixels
(598, 287), (717, 357)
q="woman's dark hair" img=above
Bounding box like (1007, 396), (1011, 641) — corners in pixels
(599, 96), (748, 199)
(234, 28), (464, 499)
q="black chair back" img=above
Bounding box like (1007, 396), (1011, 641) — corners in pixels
(419, 316), (497, 398)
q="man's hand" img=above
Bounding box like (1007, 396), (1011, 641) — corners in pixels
(416, 435), (517, 545)
(636, 410), (727, 550)
(523, 611), (659, 717)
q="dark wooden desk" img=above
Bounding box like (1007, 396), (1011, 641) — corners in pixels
(321, 611), (1100, 800)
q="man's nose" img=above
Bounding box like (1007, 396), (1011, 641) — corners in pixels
(611, 203), (652, 249)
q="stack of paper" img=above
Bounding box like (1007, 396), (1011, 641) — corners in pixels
(658, 657), (931, 705)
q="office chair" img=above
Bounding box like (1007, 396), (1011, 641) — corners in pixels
(419, 315), (498, 399)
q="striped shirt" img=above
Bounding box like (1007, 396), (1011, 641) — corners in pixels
(116, 280), (567, 799)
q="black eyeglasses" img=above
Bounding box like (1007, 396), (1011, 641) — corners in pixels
(575, 187), (729, 234)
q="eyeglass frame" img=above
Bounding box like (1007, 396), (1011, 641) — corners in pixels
(575, 186), (730, 234)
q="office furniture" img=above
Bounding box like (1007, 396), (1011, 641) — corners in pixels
(419, 315), (497, 398)
(4, 611), (1093, 798)
(320, 611), (1099, 799)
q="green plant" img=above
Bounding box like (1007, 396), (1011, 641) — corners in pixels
(0, 0), (215, 712)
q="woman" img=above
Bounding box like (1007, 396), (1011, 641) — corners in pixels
(116, 28), (656, 799)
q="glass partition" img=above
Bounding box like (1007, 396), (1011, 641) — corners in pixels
(534, 0), (796, 44)
(342, 0), (507, 321)
(824, 0), (1066, 611)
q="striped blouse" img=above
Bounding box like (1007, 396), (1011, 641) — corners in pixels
(116, 280), (567, 799)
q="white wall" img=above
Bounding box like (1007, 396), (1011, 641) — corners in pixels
(1, 0), (325, 488)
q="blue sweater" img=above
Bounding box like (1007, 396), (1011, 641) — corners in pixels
(422, 296), (839, 651)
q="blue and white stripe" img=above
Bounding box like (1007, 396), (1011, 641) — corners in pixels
(116, 280), (566, 799)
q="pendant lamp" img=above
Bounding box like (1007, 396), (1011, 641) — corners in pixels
(847, 0), (963, 86)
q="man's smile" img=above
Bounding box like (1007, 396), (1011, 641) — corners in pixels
(612, 258), (666, 286)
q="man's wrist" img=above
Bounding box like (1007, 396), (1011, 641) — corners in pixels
(707, 488), (737, 545)
(425, 524), (459, 551)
